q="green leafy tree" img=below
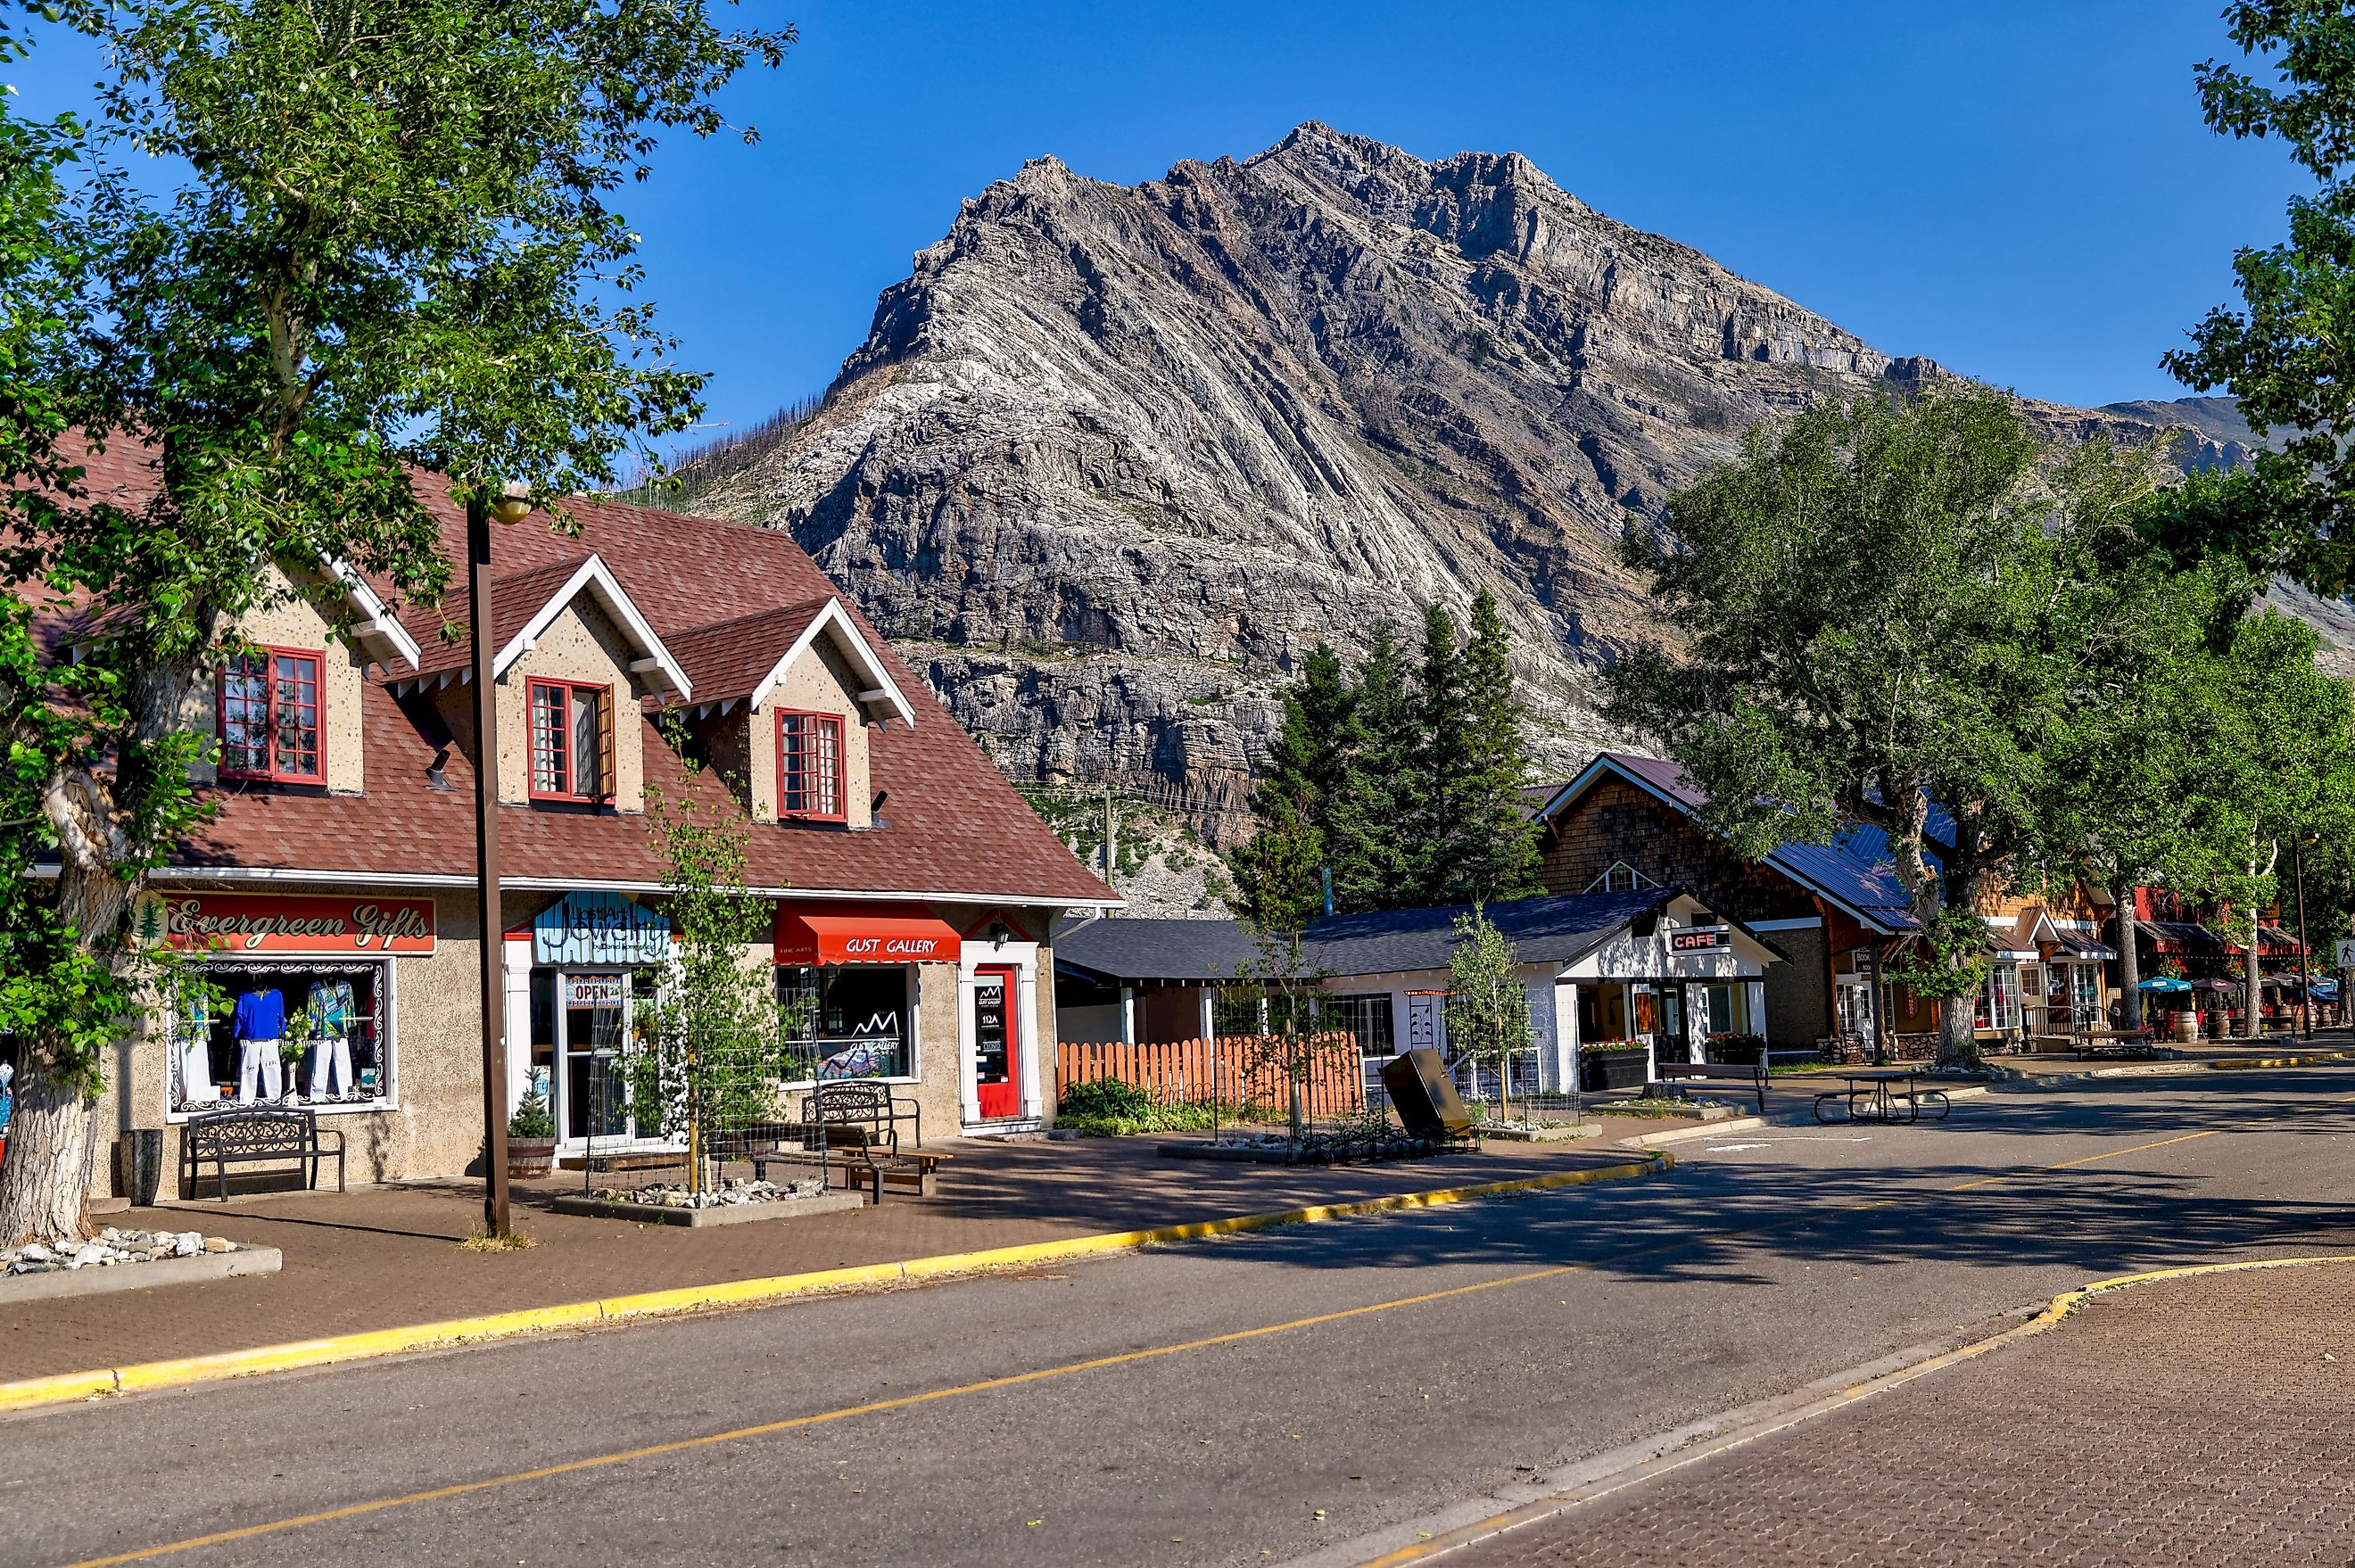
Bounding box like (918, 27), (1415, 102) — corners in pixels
(0, 0), (788, 1246)
(1222, 920), (1347, 1142)
(2201, 609), (2355, 1033)
(1442, 905), (1533, 1126)
(626, 770), (807, 1198)
(2165, 3), (2355, 591)
(1603, 384), (2114, 1069)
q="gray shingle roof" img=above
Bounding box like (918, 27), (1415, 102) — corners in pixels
(1057, 887), (1681, 984)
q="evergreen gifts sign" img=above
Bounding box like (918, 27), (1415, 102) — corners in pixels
(150, 891), (437, 954)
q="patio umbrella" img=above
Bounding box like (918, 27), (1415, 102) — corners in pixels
(2138, 976), (2194, 992)
(2189, 977), (2239, 992)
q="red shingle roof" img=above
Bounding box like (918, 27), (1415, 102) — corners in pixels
(408, 556), (594, 677)
(24, 440), (1114, 905)
(658, 601), (831, 704)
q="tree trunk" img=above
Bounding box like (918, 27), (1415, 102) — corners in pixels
(1934, 970), (1979, 1071)
(0, 1052), (97, 1246)
(2112, 880), (2142, 1033)
(2244, 925), (2262, 1042)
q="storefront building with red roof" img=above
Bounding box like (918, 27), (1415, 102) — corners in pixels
(45, 444), (1116, 1193)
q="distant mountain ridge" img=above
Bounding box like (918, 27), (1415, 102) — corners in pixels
(665, 123), (2280, 847)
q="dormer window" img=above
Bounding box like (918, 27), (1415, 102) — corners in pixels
(530, 679), (612, 802)
(777, 710), (845, 821)
(219, 648), (324, 784)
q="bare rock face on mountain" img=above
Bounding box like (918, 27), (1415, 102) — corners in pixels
(674, 123), (2256, 849)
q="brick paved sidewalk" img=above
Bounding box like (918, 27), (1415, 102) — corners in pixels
(0, 1128), (1649, 1382)
(1446, 1259), (2355, 1568)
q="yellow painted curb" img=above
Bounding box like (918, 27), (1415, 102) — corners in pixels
(2205, 1052), (2355, 1070)
(0, 1151), (1670, 1415)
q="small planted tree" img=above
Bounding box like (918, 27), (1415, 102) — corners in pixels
(626, 765), (807, 1198)
(1442, 905), (1533, 1127)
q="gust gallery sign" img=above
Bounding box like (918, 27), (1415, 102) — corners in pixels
(154, 892), (437, 954)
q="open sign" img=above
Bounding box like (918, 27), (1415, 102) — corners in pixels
(1670, 927), (1730, 953)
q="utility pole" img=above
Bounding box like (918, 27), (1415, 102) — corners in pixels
(467, 487), (530, 1237)
(1103, 781), (1115, 888)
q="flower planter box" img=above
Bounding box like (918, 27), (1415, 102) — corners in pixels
(1580, 1048), (1650, 1093)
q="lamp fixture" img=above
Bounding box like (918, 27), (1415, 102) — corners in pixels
(488, 478), (534, 526)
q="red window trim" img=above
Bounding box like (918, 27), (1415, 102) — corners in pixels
(217, 645), (326, 786)
(774, 707), (847, 823)
(527, 678), (614, 804)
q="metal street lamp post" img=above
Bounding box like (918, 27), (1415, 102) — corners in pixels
(469, 482), (534, 1237)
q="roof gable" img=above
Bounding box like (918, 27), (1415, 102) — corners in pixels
(1539, 751), (1920, 935)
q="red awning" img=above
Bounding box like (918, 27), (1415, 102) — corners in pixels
(773, 904), (959, 966)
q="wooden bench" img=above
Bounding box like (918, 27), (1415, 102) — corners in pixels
(1651, 1059), (1766, 1115)
(745, 1123), (952, 1201)
(180, 1107), (345, 1201)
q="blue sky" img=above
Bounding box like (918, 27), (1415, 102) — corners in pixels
(14, 1), (2307, 456)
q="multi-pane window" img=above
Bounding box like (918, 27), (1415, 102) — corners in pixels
(1326, 993), (1396, 1058)
(219, 649), (323, 783)
(777, 710), (845, 820)
(529, 681), (610, 801)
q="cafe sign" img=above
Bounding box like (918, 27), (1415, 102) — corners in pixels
(533, 889), (671, 966)
(1669, 925), (1731, 954)
(153, 891), (436, 954)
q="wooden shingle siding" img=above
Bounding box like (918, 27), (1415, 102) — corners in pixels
(1538, 778), (1818, 920)
(1537, 776), (1833, 1050)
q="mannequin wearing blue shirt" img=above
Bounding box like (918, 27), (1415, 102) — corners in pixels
(233, 987), (285, 1103)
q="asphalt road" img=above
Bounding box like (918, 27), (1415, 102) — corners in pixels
(11, 1068), (2355, 1568)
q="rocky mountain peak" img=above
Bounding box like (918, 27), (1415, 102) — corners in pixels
(668, 126), (2267, 886)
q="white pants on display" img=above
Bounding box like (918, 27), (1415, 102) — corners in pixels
(308, 1035), (352, 1102)
(176, 1037), (219, 1107)
(237, 1039), (284, 1103)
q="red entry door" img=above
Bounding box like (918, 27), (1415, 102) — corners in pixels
(973, 967), (1020, 1119)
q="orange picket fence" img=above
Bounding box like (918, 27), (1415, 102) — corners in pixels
(1055, 1035), (1368, 1118)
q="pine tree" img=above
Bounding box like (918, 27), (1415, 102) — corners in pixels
(1230, 643), (1355, 920)
(1329, 623), (1416, 913)
(1407, 603), (1468, 904)
(1446, 591), (1542, 904)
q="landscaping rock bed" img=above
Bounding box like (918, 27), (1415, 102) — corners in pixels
(549, 1177), (866, 1227)
(591, 1176), (825, 1210)
(0, 1227), (281, 1303)
(4, 1226), (236, 1275)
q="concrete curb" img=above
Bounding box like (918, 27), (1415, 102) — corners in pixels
(0, 1246), (281, 1307)
(0, 1152), (1673, 1416)
(1324, 1252), (2355, 1567)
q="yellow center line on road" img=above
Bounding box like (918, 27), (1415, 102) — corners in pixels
(58, 1085), (2355, 1568)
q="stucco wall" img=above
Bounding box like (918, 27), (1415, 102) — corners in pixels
(190, 568), (368, 794)
(749, 636), (874, 827)
(496, 598), (646, 811)
(102, 887), (492, 1198)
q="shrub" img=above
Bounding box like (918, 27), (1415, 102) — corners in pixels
(508, 1088), (556, 1140)
(1055, 1077), (1262, 1137)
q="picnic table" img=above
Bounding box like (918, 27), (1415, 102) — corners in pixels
(2070, 1027), (2158, 1060)
(1812, 1069), (1951, 1126)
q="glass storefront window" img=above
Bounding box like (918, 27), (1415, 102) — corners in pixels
(170, 960), (390, 1116)
(777, 965), (913, 1079)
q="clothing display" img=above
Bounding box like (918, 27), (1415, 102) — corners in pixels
(176, 991), (219, 1108)
(231, 987), (285, 1045)
(233, 987), (285, 1104)
(305, 980), (356, 1102)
